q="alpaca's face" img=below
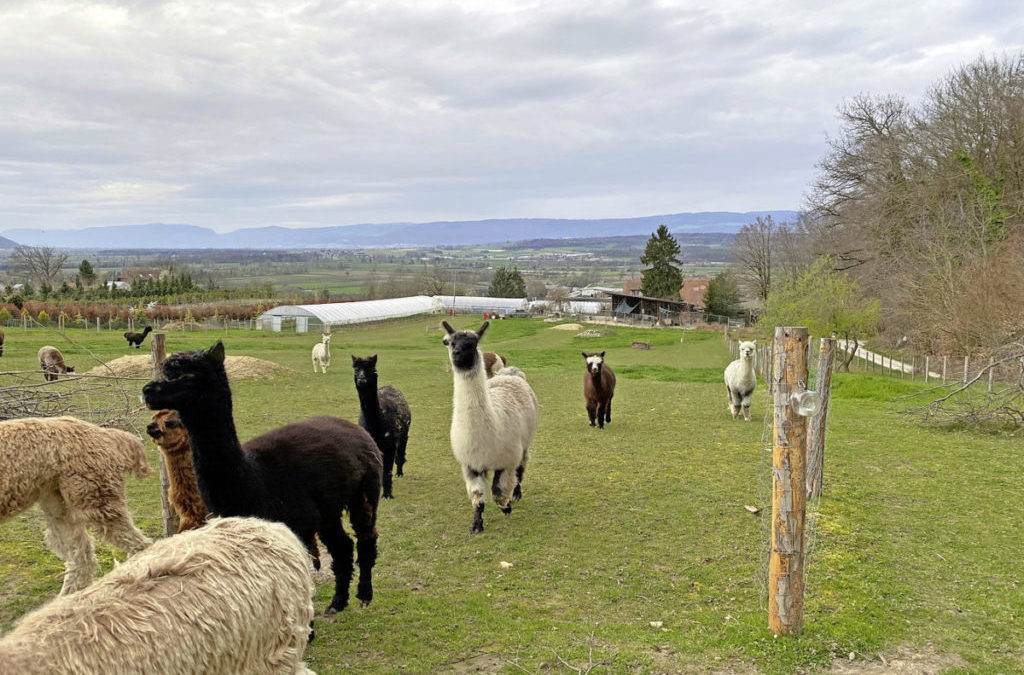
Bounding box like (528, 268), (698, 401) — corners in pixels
(143, 341), (227, 412)
(322, 334), (331, 345)
(442, 321), (488, 371)
(146, 409), (189, 451)
(352, 355), (378, 389)
(583, 352), (606, 374)
(739, 341), (756, 359)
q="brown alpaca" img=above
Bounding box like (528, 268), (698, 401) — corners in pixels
(583, 351), (616, 429)
(482, 351), (507, 378)
(0, 327), (5, 357)
(146, 410), (208, 532)
(38, 345), (75, 381)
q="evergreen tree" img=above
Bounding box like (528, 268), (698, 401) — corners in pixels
(704, 272), (741, 317)
(488, 266), (527, 298)
(78, 259), (96, 286)
(640, 225), (683, 299)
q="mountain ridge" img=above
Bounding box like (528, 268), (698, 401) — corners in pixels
(2, 210), (798, 249)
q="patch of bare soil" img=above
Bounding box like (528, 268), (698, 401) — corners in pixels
(86, 355), (293, 380)
(550, 323), (584, 331)
(828, 646), (965, 674)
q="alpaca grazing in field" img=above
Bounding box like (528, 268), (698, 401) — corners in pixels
(482, 351), (507, 378)
(146, 409), (208, 532)
(0, 327), (4, 357)
(725, 340), (757, 422)
(38, 345), (75, 381)
(311, 333), (331, 374)
(0, 416), (152, 595)
(582, 351), (616, 429)
(143, 341), (382, 613)
(123, 325), (153, 349)
(352, 355), (412, 500)
(0, 517), (316, 675)
(442, 320), (538, 534)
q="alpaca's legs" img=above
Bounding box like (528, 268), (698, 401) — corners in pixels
(300, 531), (321, 571)
(513, 462), (526, 502)
(596, 399), (608, 429)
(395, 431), (408, 477)
(38, 492), (97, 595)
(319, 519), (354, 614)
(463, 466), (488, 533)
(381, 443), (395, 500)
(586, 399), (598, 426)
(727, 386), (739, 419)
(90, 501), (152, 556)
(605, 395), (612, 424)
(741, 391), (752, 422)
(349, 489), (378, 607)
(491, 468), (518, 514)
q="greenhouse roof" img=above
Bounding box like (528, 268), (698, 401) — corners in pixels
(259, 296), (441, 326)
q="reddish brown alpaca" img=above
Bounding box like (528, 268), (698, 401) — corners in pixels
(582, 352), (616, 429)
(146, 410), (208, 532)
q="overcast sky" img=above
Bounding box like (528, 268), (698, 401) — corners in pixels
(1, 1), (1022, 233)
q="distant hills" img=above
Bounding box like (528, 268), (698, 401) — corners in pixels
(0, 234), (18, 249)
(1, 211), (798, 250)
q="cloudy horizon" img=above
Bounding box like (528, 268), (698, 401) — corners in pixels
(1, 1), (1022, 233)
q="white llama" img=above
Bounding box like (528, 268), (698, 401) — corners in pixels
(724, 340), (757, 421)
(442, 321), (538, 534)
(311, 333), (331, 374)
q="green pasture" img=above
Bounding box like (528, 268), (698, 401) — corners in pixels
(0, 319), (1020, 673)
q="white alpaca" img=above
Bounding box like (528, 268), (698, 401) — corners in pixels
(724, 340), (757, 421)
(311, 334), (331, 374)
(0, 517), (316, 675)
(442, 321), (538, 534)
(0, 416), (152, 595)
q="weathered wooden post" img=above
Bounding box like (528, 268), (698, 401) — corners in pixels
(963, 356), (970, 384)
(150, 333), (180, 536)
(942, 356), (948, 385)
(925, 356), (930, 384)
(769, 326), (809, 635)
(988, 356), (995, 394)
(806, 337), (834, 499)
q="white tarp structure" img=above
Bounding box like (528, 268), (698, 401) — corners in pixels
(528, 300), (604, 315)
(257, 295), (441, 331)
(433, 295), (529, 315)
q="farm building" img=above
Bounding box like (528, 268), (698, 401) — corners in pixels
(434, 295), (529, 316)
(608, 291), (700, 325)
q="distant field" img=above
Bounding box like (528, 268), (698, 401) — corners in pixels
(1, 319), (1019, 673)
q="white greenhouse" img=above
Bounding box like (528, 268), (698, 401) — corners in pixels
(257, 296), (442, 333)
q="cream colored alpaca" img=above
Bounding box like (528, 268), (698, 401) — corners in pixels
(0, 517), (316, 675)
(0, 416), (152, 595)
(311, 334), (331, 374)
(725, 340), (757, 421)
(442, 321), (538, 534)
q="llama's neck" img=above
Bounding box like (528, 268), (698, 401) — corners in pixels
(356, 382), (385, 428)
(451, 355), (496, 428)
(588, 369), (609, 390)
(177, 398), (264, 516)
(739, 355), (755, 374)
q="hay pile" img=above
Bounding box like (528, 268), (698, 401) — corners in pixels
(550, 323), (584, 331)
(86, 355), (293, 381)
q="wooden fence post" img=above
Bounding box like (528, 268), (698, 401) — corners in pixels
(806, 337), (835, 498)
(925, 356), (930, 384)
(942, 356), (948, 385)
(769, 326), (808, 636)
(963, 356), (969, 384)
(150, 333), (180, 536)
(988, 357), (995, 394)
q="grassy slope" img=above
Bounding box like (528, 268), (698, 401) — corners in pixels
(0, 320), (1020, 674)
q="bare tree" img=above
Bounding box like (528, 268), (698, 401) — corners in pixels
(731, 215), (787, 303)
(11, 246), (69, 287)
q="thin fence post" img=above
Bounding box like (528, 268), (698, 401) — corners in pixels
(942, 356), (948, 385)
(769, 326), (808, 636)
(151, 333), (180, 537)
(963, 356), (969, 384)
(806, 337), (834, 499)
(988, 357), (995, 394)
(925, 356), (930, 384)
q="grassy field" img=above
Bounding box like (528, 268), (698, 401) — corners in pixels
(0, 319), (1021, 674)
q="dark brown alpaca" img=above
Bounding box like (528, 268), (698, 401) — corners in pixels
(142, 341), (382, 613)
(146, 409), (208, 532)
(124, 326), (152, 349)
(0, 327), (5, 357)
(582, 352), (616, 429)
(482, 351), (507, 378)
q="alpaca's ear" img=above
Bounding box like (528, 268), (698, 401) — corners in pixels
(370, 355), (378, 365)
(582, 352), (588, 359)
(207, 341), (225, 364)
(600, 351), (605, 358)
(477, 321), (489, 339)
(442, 321), (455, 335)
(351, 355), (358, 365)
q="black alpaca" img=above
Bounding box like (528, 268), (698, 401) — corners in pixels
(352, 355), (412, 500)
(142, 341), (382, 614)
(124, 326), (153, 349)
